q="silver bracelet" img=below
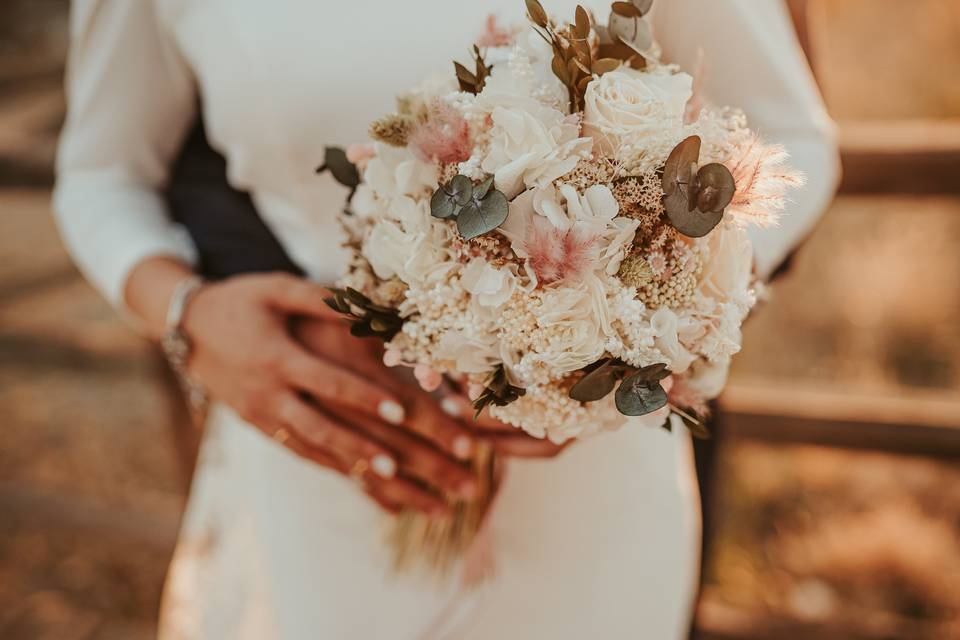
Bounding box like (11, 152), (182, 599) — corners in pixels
(160, 275), (209, 418)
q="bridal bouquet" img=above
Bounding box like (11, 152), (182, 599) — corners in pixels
(319, 0), (802, 574)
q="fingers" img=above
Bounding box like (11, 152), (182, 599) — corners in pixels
(325, 404), (479, 501)
(281, 345), (407, 426)
(267, 419), (444, 517)
(277, 394), (398, 479)
(363, 475), (449, 518)
(485, 433), (569, 458)
(260, 273), (342, 320)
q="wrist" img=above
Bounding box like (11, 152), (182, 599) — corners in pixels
(124, 257), (196, 339)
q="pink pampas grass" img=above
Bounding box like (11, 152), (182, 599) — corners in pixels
(409, 101), (473, 165)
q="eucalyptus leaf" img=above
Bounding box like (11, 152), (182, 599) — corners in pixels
(695, 163), (736, 213)
(569, 361), (619, 402)
(430, 187), (458, 219)
(350, 322), (376, 338)
(344, 287), (372, 306)
(456, 190), (508, 240)
(615, 374), (668, 417)
(666, 197), (724, 238)
(473, 175), (495, 200)
(448, 175), (474, 206)
(632, 362), (671, 382)
(661, 136), (701, 196)
(318, 147), (359, 188)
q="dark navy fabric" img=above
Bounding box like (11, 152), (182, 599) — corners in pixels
(165, 119), (303, 280)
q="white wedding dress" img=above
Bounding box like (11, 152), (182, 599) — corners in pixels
(53, 1), (839, 638)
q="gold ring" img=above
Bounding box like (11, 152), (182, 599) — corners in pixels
(272, 428), (291, 445)
(349, 458), (370, 484)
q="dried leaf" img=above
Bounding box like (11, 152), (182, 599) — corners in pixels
(525, 0), (549, 27)
(661, 136), (702, 196)
(574, 5), (591, 39)
(695, 163), (736, 213)
(318, 147), (359, 188)
(592, 57), (621, 75)
(611, 1), (642, 18)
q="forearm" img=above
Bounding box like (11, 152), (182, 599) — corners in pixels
(123, 256), (196, 340)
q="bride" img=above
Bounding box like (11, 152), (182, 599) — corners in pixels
(53, 1), (838, 637)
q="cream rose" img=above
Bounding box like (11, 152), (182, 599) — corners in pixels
(582, 69), (693, 154)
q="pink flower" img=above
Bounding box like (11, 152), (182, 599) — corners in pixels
(409, 101), (473, 165)
(476, 14), (515, 48)
(724, 135), (806, 227)
(414, 363), (443, 392)
(346, 143), (376, 170)
(524, 223), (596, 286)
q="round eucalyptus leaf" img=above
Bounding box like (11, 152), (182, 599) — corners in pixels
(614, 375), (668, 417)
(633, 362), (671, 382)
(695, 163), (736, 213)
(430, 187), (458, 219)
(457, 190), (509, 240)
(569, 362), (619, 402)
(473, 175), (495, 200)
(661, 136), (701, 196)
(665, 197), (724, 238)
(448, 175), (474, 206)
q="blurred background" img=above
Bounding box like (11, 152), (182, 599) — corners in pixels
(1, 1), (958, 638)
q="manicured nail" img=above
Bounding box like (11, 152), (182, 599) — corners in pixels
(370, 454), (397, 479)
(452, 435), (474, 460)
(378, 400), (405, 425)
(441, 396), (462, 418)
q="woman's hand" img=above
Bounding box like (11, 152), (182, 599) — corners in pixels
(124, 259), (566, 517)
(181, 272), (500, 513)
(292, 320), (570, 461)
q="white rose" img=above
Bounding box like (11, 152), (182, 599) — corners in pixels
(364, 144), (437, 201)
(460, 258), (517, 308)
(582, 69), (693, 154)
(479, 101), (591, 199)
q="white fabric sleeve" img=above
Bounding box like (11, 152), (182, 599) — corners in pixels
(53, 0), (199, 308)
(651, 0), (841, 277)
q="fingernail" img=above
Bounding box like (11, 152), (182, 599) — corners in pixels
(441, 396), (462, 418)
(452, 435), (474, 460)
(378, 400), (405, 425)
(430, 505), (448, 519)
(370, 454), (397, 479)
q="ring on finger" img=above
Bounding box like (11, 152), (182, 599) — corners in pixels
(349, 458), (370, 486)
(272, 427), (291, 445)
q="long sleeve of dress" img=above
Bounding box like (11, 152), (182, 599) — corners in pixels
(53, 0), (198, 308)
(652, 0), (841, 278)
